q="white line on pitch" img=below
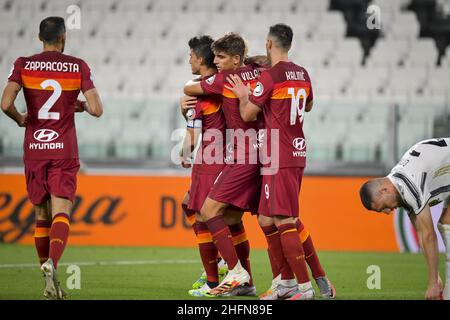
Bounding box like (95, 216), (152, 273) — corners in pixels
(0, 259), (199, 269)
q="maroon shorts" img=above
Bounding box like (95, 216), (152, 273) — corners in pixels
(188, 170), (223, 212)
(258, 167), (304, 217)
(24, 159), (80, 205)
(208, 163), (261, 211)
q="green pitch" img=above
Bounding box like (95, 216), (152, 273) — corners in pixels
(0, 244), (444, 300)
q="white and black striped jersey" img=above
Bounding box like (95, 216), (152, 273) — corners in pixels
(387, 138), (450, 215)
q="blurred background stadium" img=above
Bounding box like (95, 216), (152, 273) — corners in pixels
(0, 0), (449, 174)
(0, 0), (450, 299)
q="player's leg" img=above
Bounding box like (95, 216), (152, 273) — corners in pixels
(294, 218), (336, 298)
(259, 214), (299, 300)
(438, 197), (450, 300)
(40, 159), (79, 300)
(34, 200), (52, 266)
(182, 191), (198, 235)
(48, 195), (72, 268)
(40, 195), (72, 300)
(182, 191), (209, 290)
(201, 198), (250, 295)
(189, 212), (221, 295)
(274, 215), (314, 300)
(221, 209), (256, 296)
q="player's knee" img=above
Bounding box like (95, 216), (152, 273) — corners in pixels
(34, 206), (50, 221)
(258, 214), (274, 227)
(182, 192), (190, 206)
(223, 211), (243, 225)
(195, 212), (204, 223)
(200, 199), (218, 220)
(274, 216), (294, 227)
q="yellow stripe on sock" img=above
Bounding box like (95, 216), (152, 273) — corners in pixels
(34, 227), (50, 238)
(197, 231), (213, 244)
(232, 233), (248, 246)
(266, 231), (279, 237)
(299, 229), (310, 244)
(53, 216), (70, 227)
(281, 228), (297, 235)
(186, 214), (196, 226)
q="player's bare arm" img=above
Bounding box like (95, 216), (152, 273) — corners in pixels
(179, 95), (197, 120)
(180, 127), (201, 168)
(83, 88), (103, 117)
(409, 205), (442, 300)
(1, 81), (27, 127)
(225, 74), (260, 122)
(184, 80), (205, 96)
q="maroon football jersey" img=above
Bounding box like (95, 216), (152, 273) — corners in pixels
(249, 61), (313, 168)
(200, 64), (265, 164)
(189, 94), (226, 174)
(8, 51), (95, 160)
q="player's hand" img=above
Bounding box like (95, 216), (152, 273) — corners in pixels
(17, 112), (28, 127)
(225, 74), (251, 99)
(180, 95), (197, 111)
(181, 158), (192, 168)
(180, 95), (197, 119)
(74, 100), (86, 113)
(425, 283), (443, 300)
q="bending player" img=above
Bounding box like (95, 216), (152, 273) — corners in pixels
(360, 138), (450, 300)
(225, 24), (335, 300)
(1, 17), (103, 300)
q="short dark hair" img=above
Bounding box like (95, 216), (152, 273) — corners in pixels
(212, 32), (246, 63)
(39, 17), (66, 44)
(269, 23), (293, 50)
(359, 180), (378, 210)
(188, 35), (215, 69)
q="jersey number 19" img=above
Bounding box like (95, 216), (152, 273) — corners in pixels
(288, 87), (307, 126)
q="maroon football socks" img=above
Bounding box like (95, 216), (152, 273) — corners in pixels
(49, 213), (70, 269)
(278, 223), (310, 284)
(205, 215), (239, 270)
(34, 220), (51, 265)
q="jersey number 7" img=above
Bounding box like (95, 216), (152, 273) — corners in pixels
(288, 87), (307, 125)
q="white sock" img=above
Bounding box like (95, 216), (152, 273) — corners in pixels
(298, 281), (313, 292)
(272, 274), (281, 286)
(231, 260), (243, 272)
(218, 258), (226, 269)
(280, 278), (297, 287)
(438, 223), (450, 300)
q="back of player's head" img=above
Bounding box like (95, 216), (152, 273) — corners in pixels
(268, 23), (293, 51)
(359, 179), (381, 211)
(212, 32), (246, 63)
(39, 17), (66, 44)
(188, 35), (215, 69)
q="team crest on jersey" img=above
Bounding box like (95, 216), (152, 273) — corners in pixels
(205, 75), (216, 85)
(253, 82), (264, 97)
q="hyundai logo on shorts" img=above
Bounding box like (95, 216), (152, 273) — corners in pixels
(33, 129), (59, 142)
(293, 137), (306, 151)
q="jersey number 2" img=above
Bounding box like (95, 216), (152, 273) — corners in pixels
(38, 79), (61, 120)
(288, 88), (307, 125)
